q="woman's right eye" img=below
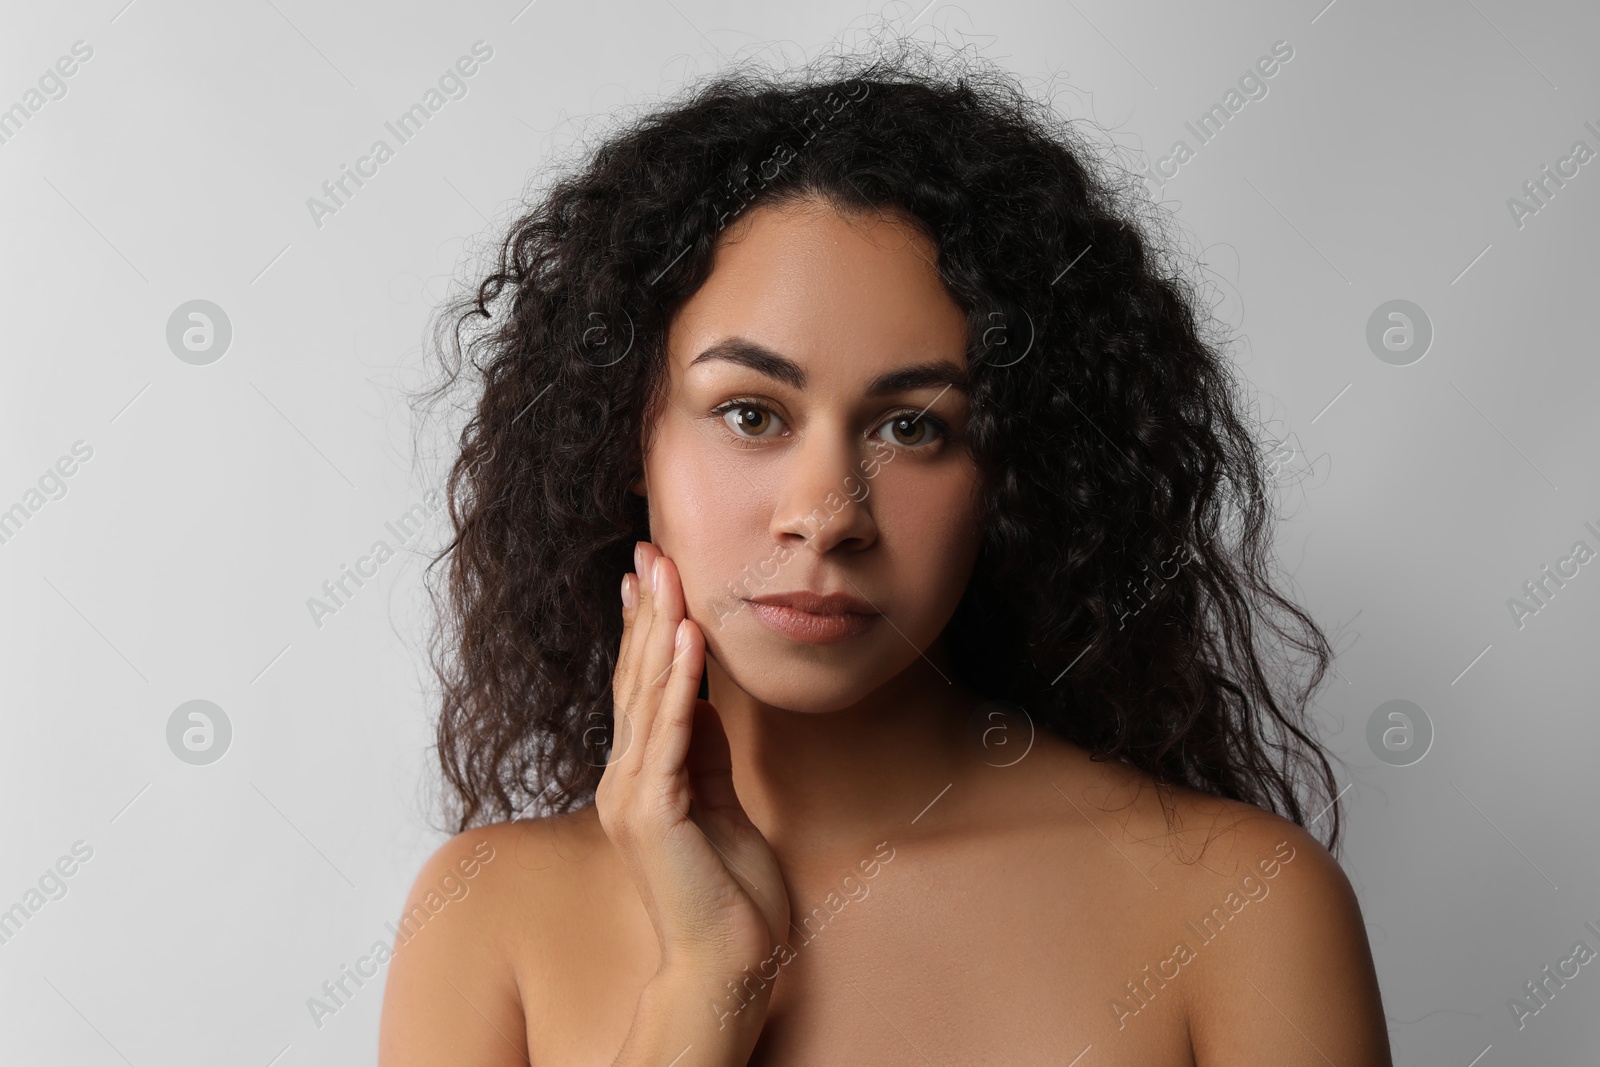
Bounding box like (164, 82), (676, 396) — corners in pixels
(717, 401), (786, 440)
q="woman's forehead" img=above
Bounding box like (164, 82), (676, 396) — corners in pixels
(665, 202), (967, 387)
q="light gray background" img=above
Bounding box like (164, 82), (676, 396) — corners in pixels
(2, 0), (1597, 1064)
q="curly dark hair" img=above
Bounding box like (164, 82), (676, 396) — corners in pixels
(416, 31), (1347, 854)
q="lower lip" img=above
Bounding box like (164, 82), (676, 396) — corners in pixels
(745, 601), (879, 644)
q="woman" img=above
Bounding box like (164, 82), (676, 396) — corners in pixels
(379, 36), (1391, 1067)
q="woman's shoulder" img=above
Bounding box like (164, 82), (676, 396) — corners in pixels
(1016, 733), (1338, 879)
(1037, 740), (1359, 936)
(1161, 800), (1389, 1062)
(1053, 751), (1390, 1064)
(400, 805), (607, 901)
(400, 805), (623, 957)
(378, 806), (613, 1066)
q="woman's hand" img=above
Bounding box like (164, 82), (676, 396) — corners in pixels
(597, 540), (791, 989)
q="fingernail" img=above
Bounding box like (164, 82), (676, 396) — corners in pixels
(675, 619), (687, 650)
(651, 557), (660, 595)
(634, 542), (645, 577)
(621, 573), (636, 609)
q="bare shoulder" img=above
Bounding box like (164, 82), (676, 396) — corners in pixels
(1148, 787), (1392, 1067)
(1021, 743), (1390, 1064)
(1027, 739), (1355, 900)
(377, 808), (609, 1067)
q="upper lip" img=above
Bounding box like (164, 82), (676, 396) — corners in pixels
(746, 590), (879, 615)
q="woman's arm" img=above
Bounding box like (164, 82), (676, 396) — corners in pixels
(1184, 818), (1393, 1066)
(378, 829), (529, 1066)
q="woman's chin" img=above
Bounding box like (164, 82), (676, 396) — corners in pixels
(706, 649), (891, 715)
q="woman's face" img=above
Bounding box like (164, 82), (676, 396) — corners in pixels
(636, 197), (983, 712)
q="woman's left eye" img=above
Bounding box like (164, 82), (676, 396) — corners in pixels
(874, 411), (946, 448)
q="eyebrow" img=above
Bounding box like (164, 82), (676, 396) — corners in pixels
(687, 336), (970, 397)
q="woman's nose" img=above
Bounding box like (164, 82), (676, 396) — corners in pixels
(770, 430), (878, 555)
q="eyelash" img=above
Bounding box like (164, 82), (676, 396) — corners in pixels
(709, 398), (951, 452)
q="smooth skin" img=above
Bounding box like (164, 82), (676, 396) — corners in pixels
(378, 199), (1392, 1066)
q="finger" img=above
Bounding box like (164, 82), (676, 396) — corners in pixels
(615, 571), (641, 688)
(618, 541), (669, 709)
(620, 545), (681, 777)
(606, 571), (642, 769)
(633, 549), (685, 701)
(616, 542), (654, 699)
(641, 617), (706, 785)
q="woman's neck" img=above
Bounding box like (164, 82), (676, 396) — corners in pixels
(702, 639), (988, 864)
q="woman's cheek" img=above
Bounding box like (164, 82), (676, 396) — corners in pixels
(655, 444), (772, 616)
(882, 466), (982, 590)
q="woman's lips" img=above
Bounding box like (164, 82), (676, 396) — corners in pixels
(744, 601), (880, 644)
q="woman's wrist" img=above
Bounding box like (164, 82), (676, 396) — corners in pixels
(610, 965), (773, 1067)
(651, 959), (775, 1032)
